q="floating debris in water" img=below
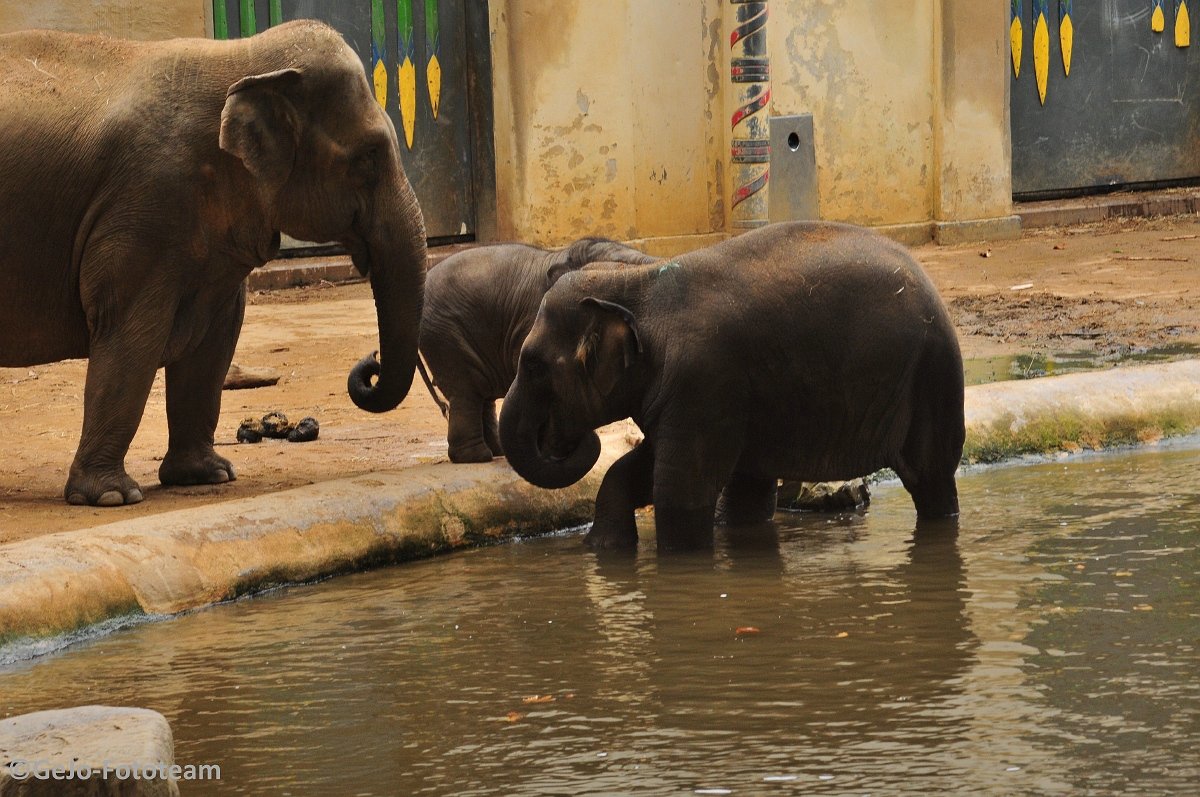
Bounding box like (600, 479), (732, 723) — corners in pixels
(735, 626), (761, 636)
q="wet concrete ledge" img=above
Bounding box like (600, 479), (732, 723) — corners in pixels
(0, 361), (1197, 654)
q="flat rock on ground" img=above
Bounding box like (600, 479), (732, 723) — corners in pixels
(0, 705), (179, 796)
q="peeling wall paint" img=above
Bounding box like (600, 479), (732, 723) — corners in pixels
(493, 0), (1012, 245)
(489, 0), (721, 246)
(772, 0), (938, 226)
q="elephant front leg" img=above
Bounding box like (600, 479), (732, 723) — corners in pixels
(446, 396), (498, 463)
(651, 433), (740, 551)
(584, 441), (655, 550)
(159, 295), (241, 488)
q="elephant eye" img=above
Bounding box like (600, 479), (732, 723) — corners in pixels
(522, 356), (546, 379)
(351, 145), (383, 186)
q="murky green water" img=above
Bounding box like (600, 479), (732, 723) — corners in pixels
(963, 342), (1200, 385)
(1, 445), (1198, 795)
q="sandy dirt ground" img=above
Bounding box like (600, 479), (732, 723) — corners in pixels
(2, 215), (1198, 542)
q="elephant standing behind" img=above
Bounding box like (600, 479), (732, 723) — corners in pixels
(419, 238), (657, 463)
(0, 21), (425, 505)
(499, 222), (965, 550)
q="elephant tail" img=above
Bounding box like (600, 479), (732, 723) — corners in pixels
(416, 351), (450, 419)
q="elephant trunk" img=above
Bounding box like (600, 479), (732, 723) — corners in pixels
(348, 173), (427, 413)
(498, 389), (600, 489)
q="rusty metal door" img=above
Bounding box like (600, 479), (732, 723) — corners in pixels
(1010, 0), (1200, 197)
(213, 0), (493, 242)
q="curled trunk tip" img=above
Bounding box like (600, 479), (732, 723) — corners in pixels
(348, 350), (401, 413)
(499, 397), (601, 489)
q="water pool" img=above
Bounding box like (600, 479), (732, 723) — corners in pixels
(1, 444), (1197, 795)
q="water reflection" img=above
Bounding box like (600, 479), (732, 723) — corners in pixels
(0, 445), (1195, 795)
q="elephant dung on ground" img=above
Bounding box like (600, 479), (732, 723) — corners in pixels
(418, 238), (656, 463)
(0, 21), (427, 506)
(499, 221), (965, 550)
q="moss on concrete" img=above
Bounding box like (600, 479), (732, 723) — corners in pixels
(963, 401), (1200, 463)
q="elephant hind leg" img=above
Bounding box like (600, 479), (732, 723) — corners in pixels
(895, 465), (959, 519)
(447, 396), (497, 463)
(715, 472), (778, 526)
(159, 289), (242, 488)
(482, 401), (502, 458)
(895, 347), (965, 519)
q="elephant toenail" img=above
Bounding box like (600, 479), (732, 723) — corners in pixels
(127, 489), (144, 504)
(96, 490), (125, 506)
(66, 493), (88, 506)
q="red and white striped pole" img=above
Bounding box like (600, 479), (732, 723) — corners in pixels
(729, 0), (770, 229)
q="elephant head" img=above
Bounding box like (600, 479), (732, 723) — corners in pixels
(219, 22), (425, 413)
(500, 275), (646, 489)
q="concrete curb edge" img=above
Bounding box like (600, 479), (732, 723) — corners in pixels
(0, 361), (1197, 655)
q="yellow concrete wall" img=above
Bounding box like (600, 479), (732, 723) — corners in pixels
(0, 0), (207, 40)
(935, 3), (1013, 224)
(493, 1), (1013, 246)
(769, 0), (937, 227)
(489, 0), (724, 247)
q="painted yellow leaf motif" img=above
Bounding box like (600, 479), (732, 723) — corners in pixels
(1010, 17), (1024, 78)
(1153, 4), (1165, 32)
(1177, 1), (1191, 47)
(372, 60), (387, 110)
(1060, 13), (1074, 75)
(398, 57), (417, 149)
(1034, 12), (1049, 104)
(427, 53), (443, 119)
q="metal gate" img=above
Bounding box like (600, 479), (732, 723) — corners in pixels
(214, 0), (493, 241)
(1011, 0), (1200, 197)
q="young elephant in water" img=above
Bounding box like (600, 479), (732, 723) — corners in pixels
(499, 221), (966, 550)
(418, 238), (657, 463)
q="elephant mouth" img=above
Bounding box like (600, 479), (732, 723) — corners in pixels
(538, 421), (577, 463)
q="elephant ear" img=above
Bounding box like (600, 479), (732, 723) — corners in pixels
(219, 68), (303, 197)
(578, 297), (643, 396)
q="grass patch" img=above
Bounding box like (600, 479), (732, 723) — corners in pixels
(964, 403), (1200, 464)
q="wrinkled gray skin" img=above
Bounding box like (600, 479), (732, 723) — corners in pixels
(420, 238), (656, 463)
(0, 21), (426, 506)
(499, 222), (965, 551)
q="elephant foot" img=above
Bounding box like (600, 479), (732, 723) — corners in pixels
(714, 475), (778, 526)
(583, 516), (639, 550)
(654, 505), (717, 552)
(159, 448), (237, 487)
(64, 468), (144, 507)
(447, 441), (497, 464)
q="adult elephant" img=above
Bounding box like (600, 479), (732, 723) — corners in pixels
(0, 21), (425, 506)
(499, 222), (965, 550)
(419, 238), (656, 463)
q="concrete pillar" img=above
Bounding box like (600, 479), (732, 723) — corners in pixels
(932, 2), (1021, 243)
